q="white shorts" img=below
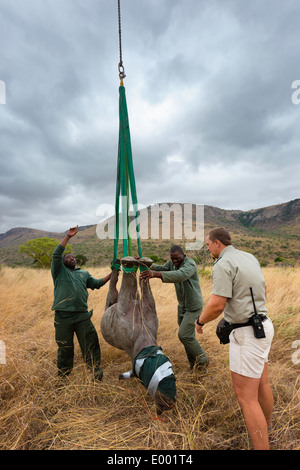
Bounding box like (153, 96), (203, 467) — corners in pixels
(229, 317), (274, 379)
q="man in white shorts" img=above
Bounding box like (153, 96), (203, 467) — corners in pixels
(195, 227), (274, 450)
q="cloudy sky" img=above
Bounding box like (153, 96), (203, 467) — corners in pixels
(0, 0), (299, 233)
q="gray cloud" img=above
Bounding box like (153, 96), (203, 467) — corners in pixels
(0, 0), (299, 233)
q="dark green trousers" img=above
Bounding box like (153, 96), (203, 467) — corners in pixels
(54, 311), (103, 380)
(177, 305), (208, 367)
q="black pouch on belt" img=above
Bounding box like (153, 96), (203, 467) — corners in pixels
(250, 287), (266, 339)
(216, 318), (252, 344)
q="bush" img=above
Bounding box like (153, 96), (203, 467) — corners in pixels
(19, 238), (71, 268)
(75, 254), (88, 266)
(274, 256), (295, 267)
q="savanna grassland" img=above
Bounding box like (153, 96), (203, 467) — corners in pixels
(0, 265), (299, 450)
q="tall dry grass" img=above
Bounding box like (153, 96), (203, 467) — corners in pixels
(0, 265), (299, 450)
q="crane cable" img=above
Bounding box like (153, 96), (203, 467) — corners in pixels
(118, 0), (126, 86)
(112, 0), (144, 272)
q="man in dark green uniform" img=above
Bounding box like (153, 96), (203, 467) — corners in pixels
(140, 245), (209, 371)
(51, 225), (111, 380)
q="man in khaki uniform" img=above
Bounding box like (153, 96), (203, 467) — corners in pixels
(195, 228), (274, 450)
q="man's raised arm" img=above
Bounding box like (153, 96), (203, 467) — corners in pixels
(51, 226), (79, 279)
(60, 225), (78, 247)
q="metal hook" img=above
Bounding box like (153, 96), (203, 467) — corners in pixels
(118, 63), (126, 79)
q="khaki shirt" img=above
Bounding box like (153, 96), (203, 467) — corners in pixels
(212, 245), (267, 324)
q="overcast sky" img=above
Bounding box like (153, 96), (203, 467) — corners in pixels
(0, 0), (299, 233)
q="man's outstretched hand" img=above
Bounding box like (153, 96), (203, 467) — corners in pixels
(61, 225), (79, 247)
(140, 270), (162, 282)
(67, 225), (79, 238)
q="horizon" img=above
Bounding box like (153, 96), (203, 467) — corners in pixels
(1, 196), (298, 235)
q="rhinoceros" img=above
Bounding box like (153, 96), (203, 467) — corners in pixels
(101, 256), (176, 415)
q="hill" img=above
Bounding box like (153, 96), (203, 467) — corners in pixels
(0, 199), (299, 267)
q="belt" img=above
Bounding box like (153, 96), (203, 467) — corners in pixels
(230, 315), (268, 329)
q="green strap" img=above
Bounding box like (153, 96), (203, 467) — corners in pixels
(113, 86), (143, 269)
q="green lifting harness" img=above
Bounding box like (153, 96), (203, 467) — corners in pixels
(112, 1), (144, 272)
(112, 84), (143, 272)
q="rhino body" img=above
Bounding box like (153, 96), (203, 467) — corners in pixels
(101, 257), (176, 415)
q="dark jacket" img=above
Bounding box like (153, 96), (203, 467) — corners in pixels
(51, 244), (104, 312)
(152, 255), (203, 311)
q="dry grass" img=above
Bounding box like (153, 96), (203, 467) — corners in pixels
(0, 265), (299, 450)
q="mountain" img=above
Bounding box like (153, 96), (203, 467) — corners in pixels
(0, 225), (94, 248)
(0, 199), (299, 267)
(0, 227), (63, 247)
(203, 199), (300, 232)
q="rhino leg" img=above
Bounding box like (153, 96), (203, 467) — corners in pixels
(105, 259), (120, 310)
(131, 259), (158, 355)
(139, 258), (157, 322)
(117, 257), (140, 310)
